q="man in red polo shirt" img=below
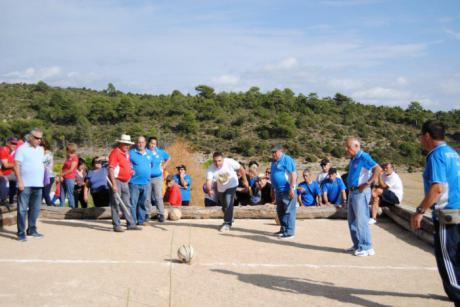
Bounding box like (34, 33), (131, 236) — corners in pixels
(108, 134), (141, 232)
(0, 137), (18, 206)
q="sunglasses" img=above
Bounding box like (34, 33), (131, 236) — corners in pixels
(32, 135), (42, 140)
(94, 161), (102, 164)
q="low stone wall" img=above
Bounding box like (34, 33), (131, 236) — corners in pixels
(0, 206), (17, 227)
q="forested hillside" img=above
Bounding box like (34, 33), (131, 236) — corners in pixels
(0, 82), (459, 167)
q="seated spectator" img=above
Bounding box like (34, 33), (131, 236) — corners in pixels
(84, 157), (110, 207)
(203, 181), (218, 207)
(316, 158), (331, 186)
(165, 175), (181, 207)
(248, 160), (259, 185)
(234, 162), (251, 206)
(321, 168), (347, 207)
(297, 169), (321, 207)
(369, 162), (403, 224)
(265, 168), (271, 183)
(174, 165), (192, 206)
(74, 158), (88, 208)
(250, 173), (273, 205)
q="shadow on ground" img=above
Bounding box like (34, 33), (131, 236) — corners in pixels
(212, 269), (448, 306)
(42, 219), (114, 232)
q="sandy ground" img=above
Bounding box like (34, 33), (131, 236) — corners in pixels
(0, 217), (450, 307)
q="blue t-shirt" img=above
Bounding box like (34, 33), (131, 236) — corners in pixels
(423, 143), (460, 210)
(321, 177), (347, 205)
(150, 148), (170, 178)
(270, 153), (296, 193)
(86, 167), (109, 193)
(129, 148), (153, 185)
(297, 181), (321, 206)
(174, 174), (192, 202)
(347, 150), (377, 189)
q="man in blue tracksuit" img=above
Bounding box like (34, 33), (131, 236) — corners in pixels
(270, 144), (297, 239)
(411, 120), (460, 304)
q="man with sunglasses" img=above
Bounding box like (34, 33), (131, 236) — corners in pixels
(14, 128), (45, 241)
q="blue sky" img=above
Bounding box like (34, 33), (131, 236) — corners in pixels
(1, 0), (459, 111)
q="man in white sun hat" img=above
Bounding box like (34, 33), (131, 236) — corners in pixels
(108, 134), (142, 232)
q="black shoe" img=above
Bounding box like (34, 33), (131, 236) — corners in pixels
(27, 231), (44, 238)
(158, 214), (165, 223)
(273, 231), (283, 237)
(114, 226), (124, 232)
(127, 225), (142, 230)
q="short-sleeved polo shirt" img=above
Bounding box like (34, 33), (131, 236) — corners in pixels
(297, 181), (321, 206)
(150, 148), (170, 178)
(109, 147), (132, 182)
(321, 178), (346, 204)
(14, 142), (45, 187)
(270, 153), (296, 193)
(129, 148), (153, 185)
(423, 143), (460, 210)
(347, 150), (377, 189)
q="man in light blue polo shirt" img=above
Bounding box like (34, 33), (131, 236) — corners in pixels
(129, 136), (153, 225)
(411, 120), (460, 304)
(321, 168), (347, 207)
(148, 137), (171, 222)
(270, 144), (297, 239)
(345, 137), (381, 256)
(14, 128), (45, 241)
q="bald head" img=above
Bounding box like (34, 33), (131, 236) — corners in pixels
(345, 137), (361, 157)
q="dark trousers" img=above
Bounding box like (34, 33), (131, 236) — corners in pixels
(74, 185), (87, 208)
(91, 189), (110, 207)
(43, 177), (55, 206)
(434, 220), (460, 304)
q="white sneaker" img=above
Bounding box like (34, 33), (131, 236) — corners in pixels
(219, 224), (231, 232)
(354, 248), (375, 257)
(368, 218), (377, 225)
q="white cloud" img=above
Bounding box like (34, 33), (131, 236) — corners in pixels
(327, 78), (363, 91)
(263, 57), (299, 72)
(396, 76), (408, 86)
(211, 74), (240, 86)
(445, 29), (460, 40)
(352, 87), (411, 101)
(2, 66), (62, 82)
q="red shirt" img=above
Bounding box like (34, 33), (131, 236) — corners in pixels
(62, 154), (78, 179)
(108, 147), (132, 182)
(0, 146), (15, 176)
(166, 184), (182, 206)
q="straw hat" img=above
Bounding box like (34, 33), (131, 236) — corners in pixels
(116, 134), (134, 145)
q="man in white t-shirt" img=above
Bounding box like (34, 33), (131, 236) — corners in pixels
(206, 152), (248, 232)
(14, 128), (45, 241)
(369, 162), (403, 224)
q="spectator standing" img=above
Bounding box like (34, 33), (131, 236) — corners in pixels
(59, 143), (78, 208)
(174, 165), (192, 206)
(84, 157), (110, 207)
(74, 158), (87, 208)
(14, 128), (45, 241)
(42, 140), (55, 206)
(206, 152), (248, 231)
(270, 144), (297, 239)
(345, 137), (381, 256)
(369, 162), (403, 224)
(297, 169), (321, 207)
(321, 168), (347, 207)
(129, 136), (153, 225)
(148, 137), (171, 222)
(108, 134), (141, 232)
(0, 137), (18, 206)
(410, 120), (460, 304)
(316, 158), (331, 186)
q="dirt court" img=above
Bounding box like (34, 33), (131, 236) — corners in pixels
(0, 217), (450, 307)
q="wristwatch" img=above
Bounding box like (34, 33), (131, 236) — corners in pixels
(415, 207), (426, 214)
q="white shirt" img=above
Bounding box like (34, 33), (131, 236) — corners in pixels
(15, 142), (45, 187)
(382, 171), (403, 202)
(316, 170), (341, 185)
(206, 158), (240, 192)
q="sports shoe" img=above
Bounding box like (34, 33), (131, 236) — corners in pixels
(158, 214), (165, 223)
(279, 234), (295, 240)
(368, 218), (377, 225)
(219, 224), (231, 232)
(354, 248), (375, 257)
(114, 226), (124, 232)
(127, 225), (142, 230)
(345, 246), (356, 253)
(273, 230), (284, 237)
(27, 231), (44, 238)
(18, 235), (27, 242)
